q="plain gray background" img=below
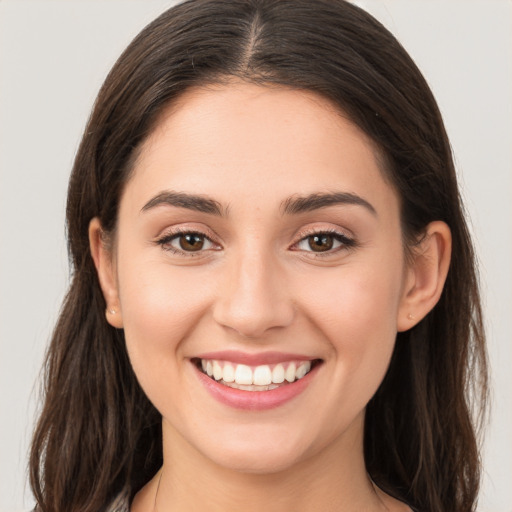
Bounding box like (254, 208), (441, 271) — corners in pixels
(1, 1), (511, 511)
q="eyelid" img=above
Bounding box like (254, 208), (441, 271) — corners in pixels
(154, 224), (357, 258)
(154, 225), (221, 256)
(155, 223), (219, 242)
(290, 226), (357, 256)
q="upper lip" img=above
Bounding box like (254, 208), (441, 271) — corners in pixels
(194, 350), (319, 366)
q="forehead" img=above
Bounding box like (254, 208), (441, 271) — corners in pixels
(123, 82), (398, 218)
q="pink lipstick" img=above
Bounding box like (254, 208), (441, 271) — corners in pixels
(191, 352), (321, 410)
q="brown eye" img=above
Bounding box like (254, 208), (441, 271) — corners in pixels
(307, 234), (334, 252)
(157, 231), (216, 254)
(179, 233), (205, 251)
(294, 231), (354, 254)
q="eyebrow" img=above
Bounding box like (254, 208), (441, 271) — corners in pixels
(141, 190), (376, 217)
(141, 191), (227, 216)
(281, 191), (377, 216)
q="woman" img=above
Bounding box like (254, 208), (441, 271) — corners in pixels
(29, 1), (488, 511)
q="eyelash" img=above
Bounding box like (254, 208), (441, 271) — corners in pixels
(292, 228), (357, 257)
(155, 227), (356, 258)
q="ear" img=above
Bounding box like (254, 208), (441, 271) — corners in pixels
(397, 221), (452, 332)
(89, 217), (124, 329)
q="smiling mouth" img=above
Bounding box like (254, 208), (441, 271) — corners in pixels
(192, 358), (322, 392)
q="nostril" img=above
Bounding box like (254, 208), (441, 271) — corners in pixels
(211, 279), (295, 338)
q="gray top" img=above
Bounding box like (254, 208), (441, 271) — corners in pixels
(103, 488), (418, 512)
(106, 491), (130, 512)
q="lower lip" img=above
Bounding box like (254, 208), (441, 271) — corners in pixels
(193, 363), (319, 411)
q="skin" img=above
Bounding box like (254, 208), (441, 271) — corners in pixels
(90, 82), (451, 511)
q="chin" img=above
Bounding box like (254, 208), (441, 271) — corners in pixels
(208, 445), (304, 475)
(192, 424), (316, 475)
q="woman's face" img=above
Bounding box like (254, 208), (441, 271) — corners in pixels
(104, 83), (415, 473)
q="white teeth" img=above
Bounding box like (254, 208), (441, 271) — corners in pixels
(253, 365), (272, 386)
(272, 364), (285, 384)
(222, 363), (235, 383)
(285, 362), (296, 382)
(213, 361), (223, 381)
(296, 361), (311, 379)
(234, 364), (253, 385)
(199, 359), (315, 386)
(223, 382), (280, 391)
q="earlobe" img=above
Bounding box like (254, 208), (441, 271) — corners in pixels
(89, 218), (124, 329)
(397, 221), (452, 332)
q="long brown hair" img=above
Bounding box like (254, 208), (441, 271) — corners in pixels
(29, 1), (488, 511)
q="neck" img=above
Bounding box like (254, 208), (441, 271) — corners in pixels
(134, 414), (390, 512)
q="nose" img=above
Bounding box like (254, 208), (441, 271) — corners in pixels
(212, 249), (295, 339)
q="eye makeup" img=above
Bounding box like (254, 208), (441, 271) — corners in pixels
(154, 225), (357, 259)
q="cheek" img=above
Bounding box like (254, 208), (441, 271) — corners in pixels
(297, 259), (403, 395)
(300, 261), (403, 338)
(116, 252), (213, 383)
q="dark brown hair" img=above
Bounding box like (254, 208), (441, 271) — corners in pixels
(29, 1), (488, 511)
